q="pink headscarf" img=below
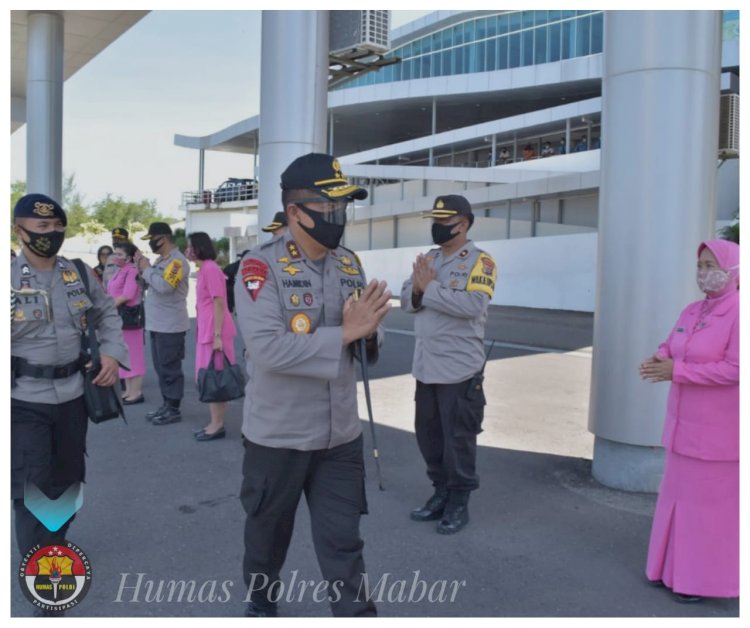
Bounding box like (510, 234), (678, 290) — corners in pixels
(698, 239), (739, 298)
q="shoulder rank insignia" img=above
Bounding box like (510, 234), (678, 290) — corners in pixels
(286, 241), (302, 260)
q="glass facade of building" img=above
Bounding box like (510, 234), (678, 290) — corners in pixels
(336, 10), (604, 89)
(336, 10), (738, 90)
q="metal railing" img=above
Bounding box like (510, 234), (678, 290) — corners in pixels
(182, 182), (259, 207)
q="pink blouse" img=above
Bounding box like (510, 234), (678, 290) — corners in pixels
(196, 259), (236, 345)
(107, 263), (140, 306)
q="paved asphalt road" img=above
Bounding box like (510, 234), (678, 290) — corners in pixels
(9, 306), (739, 618)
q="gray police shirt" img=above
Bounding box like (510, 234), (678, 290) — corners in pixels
(141, 246), (190, 333)
(235, 232), (380, 451)
(400, 240), (497, 384)
(11, 251), (129, 404)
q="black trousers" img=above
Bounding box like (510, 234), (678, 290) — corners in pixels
(10, 396), (88, 556)
(240, 435), (377, 617)
(415, 378), (485, 492)
(149, 331), (186, 405)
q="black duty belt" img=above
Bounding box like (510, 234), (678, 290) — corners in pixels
(11, 355), (84, 380)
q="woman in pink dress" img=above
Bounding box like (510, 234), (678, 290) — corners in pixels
(187, 232), (237, 441)
(640, 239), (739, 602)
(107, 241), (146, 404)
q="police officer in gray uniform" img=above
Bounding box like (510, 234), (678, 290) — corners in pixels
(102, 226), (129, 289)
(11, 193), (128, 555)
(401, 195), (497, 535)
(235, 153), (391, 618)
(137, 222), (190, 425)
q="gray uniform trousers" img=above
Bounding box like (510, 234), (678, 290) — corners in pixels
(240, 434), (377, 617)
(11, 396), (88, 556)
(149, 331), (186, 405)
(415, 377), (485, 492)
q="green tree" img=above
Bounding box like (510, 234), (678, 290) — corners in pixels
(90, 195), (172, 234)
(719, 210), (739, 244)
(62, 174), (89, 237)
(10, 180), (25, 246)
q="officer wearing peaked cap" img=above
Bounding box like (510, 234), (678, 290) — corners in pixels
(401, 194), (497, 535)
(261, 211), (288, 235)
(235, 153), (391, 617)
(137, 222), (190, 425)
(10, 193), (128, 555)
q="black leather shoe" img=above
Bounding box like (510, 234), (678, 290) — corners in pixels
(244, 600), (278, 617)
(195, 427), (225, 441)
(145, 403), (168, 422)
(437, 503), (469, 535)
(123, 395), (145, 405)
(674, 593), (704, 604)
(152, 407), (182, 425)
(410, 487), (449, 522)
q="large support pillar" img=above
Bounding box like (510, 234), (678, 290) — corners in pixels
(589, 11), (721, 491)
(258, 10), (329, 239)
(26, 11), (64, 201)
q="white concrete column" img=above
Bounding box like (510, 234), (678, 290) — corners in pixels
(589, 11), (721, 491)
(26, 11), (64, 201)
(258, 10), (329, 240)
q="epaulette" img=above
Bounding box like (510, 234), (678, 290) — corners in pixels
(338, 245), (362, 267)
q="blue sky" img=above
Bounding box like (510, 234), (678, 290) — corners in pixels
(10, 10), (430, 218)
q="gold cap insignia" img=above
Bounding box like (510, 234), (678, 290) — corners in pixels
(33, 202), (56, 217)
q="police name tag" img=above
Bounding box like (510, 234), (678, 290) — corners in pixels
(11, 288), (51, 323)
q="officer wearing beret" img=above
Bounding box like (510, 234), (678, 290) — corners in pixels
(260, 211), (288, 235)
(235, 153), (391, 617)
(401, 195), (497, 535)
(102, 227), (130, 289)
(136, 222), (190, 425)
(11, 193), (128, 555)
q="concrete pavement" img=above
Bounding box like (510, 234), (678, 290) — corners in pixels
(9, 305), (739, 617)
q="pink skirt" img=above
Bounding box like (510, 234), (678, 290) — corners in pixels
(645, 450), (739, 597)
(120, 328), (145, 379)
(195, 339), (237, 382)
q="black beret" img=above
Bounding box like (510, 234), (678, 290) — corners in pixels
(13, 193), (67, 226)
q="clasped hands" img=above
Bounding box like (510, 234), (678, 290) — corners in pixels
(342, 280), (391, 346)
(639, 355), (673, 383)
(411, 254), (437, 295)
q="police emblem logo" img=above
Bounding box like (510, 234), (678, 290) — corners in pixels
(277, 256), (290, 264)
(303, 292), (314, 306)
(338, 266), (360, 276)
(290, 312), (311, 334)
(459, 249), (469, 258)
(436, 199), (445, 209)
(290, 293), (301, 306)
(242, 259), (269, 302)
(481, 256), (496, 276)
(282, 264), (304, 276)
(61, 270), (79, 285)
(332, 159), (343, 178)
(340, 255), (353, 266)
(18, 541), (92, 614)
(32, 201), (56, 217)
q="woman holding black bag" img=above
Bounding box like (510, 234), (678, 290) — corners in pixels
(187, 232), (239, 441)
(107, 240), (146, 404)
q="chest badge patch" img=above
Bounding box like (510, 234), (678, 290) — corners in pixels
(290, 293), (301, 306)
(290, 312), (311, 334)
(338, 266), (360, 276)
(282, 264), (304, 276)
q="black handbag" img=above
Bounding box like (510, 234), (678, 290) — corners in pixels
(73, 259), (126, 424)
(118, 302), (144, 330)
(197, 351), (245, 403)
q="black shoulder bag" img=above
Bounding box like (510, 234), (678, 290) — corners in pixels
(72, 259), (126, 424)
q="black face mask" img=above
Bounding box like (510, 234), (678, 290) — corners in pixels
(149, 237), (164, 254)
(296, 204), (346, 250)
(432, 222), (460, 245)
(18, 226), (65, 258)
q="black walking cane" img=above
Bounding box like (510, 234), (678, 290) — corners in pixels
(358, 336), (384, 491)
(353, 287), (385, 490)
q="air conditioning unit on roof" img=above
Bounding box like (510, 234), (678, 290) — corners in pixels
(329, 10), (390, 56)
(718, 93), (739, 153)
